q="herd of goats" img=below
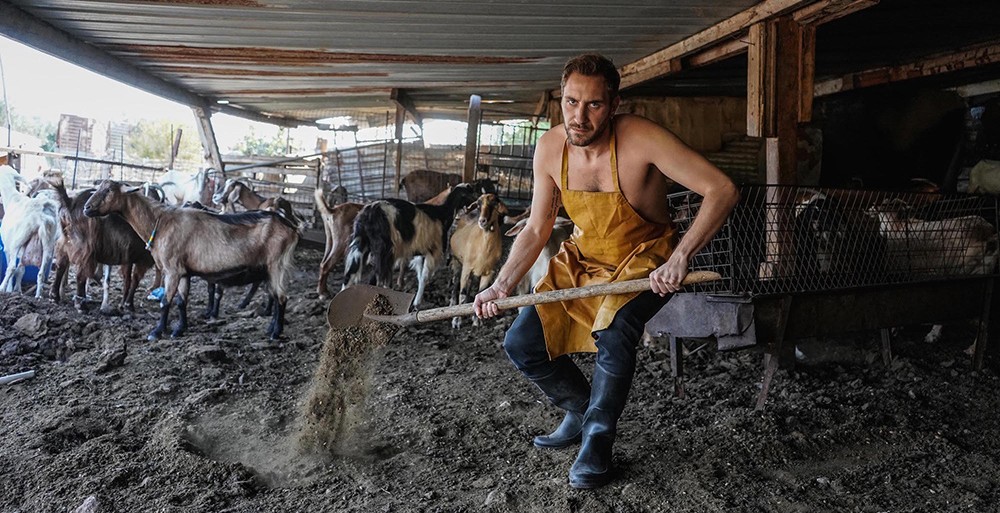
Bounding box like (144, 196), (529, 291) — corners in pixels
(0, 165), (563, 341)
(2, 162), (999, 345)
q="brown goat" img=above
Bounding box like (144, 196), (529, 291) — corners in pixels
(51, 184), (154, 313)
(448, 193), (507, 328)
(313, 185), (362, 299)
(399, 170), (464, 203)
(83, 180), (299, 340)
(213, 178), (284, 213)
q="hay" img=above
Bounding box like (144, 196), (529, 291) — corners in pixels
(298, 295), (396, 455)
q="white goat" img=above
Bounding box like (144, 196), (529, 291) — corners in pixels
(156, 169), (211, 206)
(505, 215), (574, 295)
(0, 165), (61, 298)
(870, 198), (1000, 345)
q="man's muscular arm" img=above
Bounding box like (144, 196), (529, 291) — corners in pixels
(474, 131), (562, 318)
(623, 116), (739, 295)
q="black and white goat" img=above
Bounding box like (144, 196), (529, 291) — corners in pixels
(342, 183), (478, 308)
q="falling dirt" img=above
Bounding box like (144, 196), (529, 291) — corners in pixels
(2, 246), (1000, 512)
(299, 295), (396, 455)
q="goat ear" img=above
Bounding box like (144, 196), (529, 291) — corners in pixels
(504, 220), (526, 237)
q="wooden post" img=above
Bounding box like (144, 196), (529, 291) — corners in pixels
(746, 21), (776, 138)
(394, 102), (405, 198)
(463, 94), (482, 183)
(191, 106), (225, 178)
(752, 16), (814, 280)
(773, 16), (805, 185)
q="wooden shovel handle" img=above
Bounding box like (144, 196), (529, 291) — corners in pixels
(406, 270), (722, 325)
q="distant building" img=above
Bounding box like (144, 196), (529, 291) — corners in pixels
(56, 114), (98, 156)
(0, 126), (46, 179)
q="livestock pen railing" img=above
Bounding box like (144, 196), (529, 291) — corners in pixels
(671, 185), (1000, 296)
(1, 146), (182, 188)
(474, 110), (549, 210)
(651, 184), (1000, 406)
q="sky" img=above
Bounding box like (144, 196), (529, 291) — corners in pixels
(0, 35), (466, 154)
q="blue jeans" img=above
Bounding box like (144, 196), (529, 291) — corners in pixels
(504, 291), (671, 380)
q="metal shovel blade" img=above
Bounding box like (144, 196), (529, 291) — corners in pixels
(326, 285), (415, 329)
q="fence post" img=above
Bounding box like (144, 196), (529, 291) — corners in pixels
(71, 128), (82, 189)
(463, 94), (482, 183)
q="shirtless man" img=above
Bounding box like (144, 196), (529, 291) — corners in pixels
(474, 53), (738, 489)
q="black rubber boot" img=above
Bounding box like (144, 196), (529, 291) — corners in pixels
(568, 363), (633, 489)
(529, 357), (591, 449)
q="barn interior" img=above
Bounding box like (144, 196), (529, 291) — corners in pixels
(2, 0), (999, 370)
(2, 1), (1000, 511)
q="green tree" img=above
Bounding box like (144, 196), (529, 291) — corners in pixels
(127, 119), (202, 164)
(233, 126), (290, 157)
(0, 99), (57, 149)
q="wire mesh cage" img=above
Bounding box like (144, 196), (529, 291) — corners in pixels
(670, 185), (1000, 296)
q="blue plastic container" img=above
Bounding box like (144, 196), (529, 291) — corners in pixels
(0, 227), (42, 285)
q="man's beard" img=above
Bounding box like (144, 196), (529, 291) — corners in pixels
(564, 113), (613, 147)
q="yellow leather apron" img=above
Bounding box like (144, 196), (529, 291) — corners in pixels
(534, 129), (676, 359)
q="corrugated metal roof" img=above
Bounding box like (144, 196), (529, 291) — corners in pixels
(1, 0), (761, 123)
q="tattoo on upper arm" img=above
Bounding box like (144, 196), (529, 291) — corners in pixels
(547, 187), (561, 219)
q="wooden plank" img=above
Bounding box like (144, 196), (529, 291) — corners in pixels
(532, 90), (551, 123)
(394, 103), (405, 196)
(191, 106), (225, 176)
(793, 0), (878, 25)
(746, 22), (776, 138)
(687, 37), (749, 68)
(390, 88), (423, 127)
(774, 16), (802, 185)
(620, 0), (818, 89)
(462, 95), (482, 183)
(798, 24), (816, 122)
(815, 40), (1000, 97)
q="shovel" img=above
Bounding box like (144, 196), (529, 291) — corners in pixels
(327, 270), (722, 329)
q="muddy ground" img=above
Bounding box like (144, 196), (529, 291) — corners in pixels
(2, 246), (1000, 513)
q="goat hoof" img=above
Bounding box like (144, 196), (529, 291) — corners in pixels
(451, 317), (462, 329)
(147, 333), (161, 341)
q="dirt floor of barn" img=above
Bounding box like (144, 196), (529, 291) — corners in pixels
(2, 246), (1000, 512)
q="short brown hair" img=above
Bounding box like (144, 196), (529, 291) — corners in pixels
(561, 53), (620, 98)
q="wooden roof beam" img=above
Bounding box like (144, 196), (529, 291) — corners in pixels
(619, 0), (879, 90)
(620, 0), (819, 90)
(814, 40), (1000, 97)
(390, 88), (423, 127)
(793, 0), (879, 25)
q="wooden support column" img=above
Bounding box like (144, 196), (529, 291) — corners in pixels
(191, 106), (224, 178)
(394, 102), (405, 198)
(746, 21), (776, 138)
(462, 94), (482, 183)
(773, 16), (807, 184)
(532, 91), (551, 125)
(751, 16), (814, 279)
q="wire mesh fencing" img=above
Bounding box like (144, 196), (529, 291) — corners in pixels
(670, 185), (1000, 296)
(474, 113), (548, 210)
